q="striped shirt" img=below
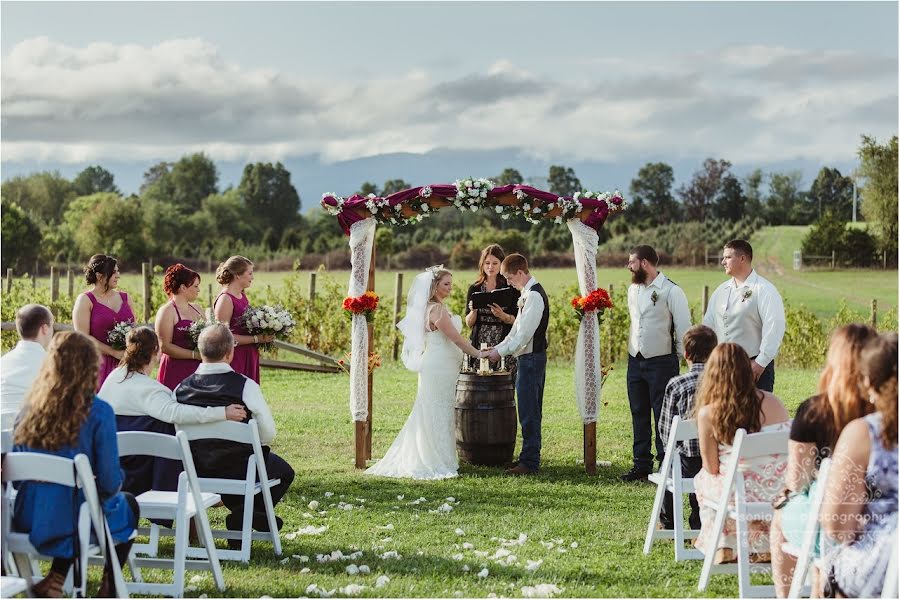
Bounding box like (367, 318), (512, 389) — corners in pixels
(658, 362), (705, 457)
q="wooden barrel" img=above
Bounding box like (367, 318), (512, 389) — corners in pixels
(455, 372), (517, 466)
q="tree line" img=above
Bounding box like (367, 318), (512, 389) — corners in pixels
(1, 135), (896, 272)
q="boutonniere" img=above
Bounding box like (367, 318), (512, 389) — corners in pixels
(742, 289), (753, 303)
(650, 291), (659, 306)
(517, 296), (526, 309)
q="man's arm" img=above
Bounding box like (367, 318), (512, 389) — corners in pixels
(701, 286), (717, 329)
(495, 291), (544, 357)
(242, 379), (277, 444)
(668, 286), (692, 358)
(755, 282), (786, 368)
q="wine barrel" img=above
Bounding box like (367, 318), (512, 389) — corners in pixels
(455, 372), (517, 466)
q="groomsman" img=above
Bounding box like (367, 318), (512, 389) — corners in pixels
(622, 246), (691, 482)
(703, 239), (785, 392)
(486, 254), (549, 476)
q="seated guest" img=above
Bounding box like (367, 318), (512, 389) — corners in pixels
(13, 331), (138, 598)
(770, 324), (877, 598)
(175, 323), (294, 533)
(0, 304), (54, 416)
(99, 326), (247, 495)
(820, 332), (897, 598)
(657, 324), (717, 531)
(693, 342), (790, 564)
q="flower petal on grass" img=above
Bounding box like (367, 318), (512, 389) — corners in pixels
(521, 584), (562, 598)
(477, 568), (489, 578)
(375, 575), (390, 588)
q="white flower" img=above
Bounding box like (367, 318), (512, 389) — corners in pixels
(452, 553), (464, 561)
(525, 559), (543, 572)
(294, 524), (327, 535)
(345, 564), (359, 575)
(462, 542), (474, 550)
(495, 206), (503, 213)
(480, 190), (487, 198)
(473, 180), (481, 188)
(300, 567), (310, 574)
(570, 541), (578, 548)
(462, 565), (470, 572)
(359, 565), (370, 574)
(455, 528), (465, 536)
(375, 575), (390, 588)
(477, 568), (489, 578)
(377, 523), (394, 530)
(501, 213), (510, 220)
(521, 584), (562, 598)
(470, 206), (478, 212)
(379, 550), (402, 560)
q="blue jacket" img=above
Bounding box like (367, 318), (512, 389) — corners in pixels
(13, 398), (136, 558)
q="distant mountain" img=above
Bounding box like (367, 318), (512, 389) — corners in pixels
(1, 148), (855, 212)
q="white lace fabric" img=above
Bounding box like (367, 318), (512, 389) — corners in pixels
(348, 219), (376, 422)
(567, 219), (602, 424)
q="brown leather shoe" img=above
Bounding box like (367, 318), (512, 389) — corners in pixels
(32, 571), (66, 598)
(504, 464), (537, 476)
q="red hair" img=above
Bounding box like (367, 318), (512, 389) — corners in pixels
(163, 264), (200, 296)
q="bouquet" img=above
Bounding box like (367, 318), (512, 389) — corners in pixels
(571, 288), (614, 322)
(106, 320), (135, 351)
(184, 318), (220, 351)
(241, 304), (296, 352)
(336, 351), (383, 375)
(342, 292), (379, 322)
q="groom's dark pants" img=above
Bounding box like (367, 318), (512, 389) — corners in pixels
(627, 352), (679, 472)
(516, 351), (547, 471)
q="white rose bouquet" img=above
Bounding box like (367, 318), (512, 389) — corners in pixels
(241, 304), (296, 352)
(183, 318), (223, 350)
(106, 320), (135, 351)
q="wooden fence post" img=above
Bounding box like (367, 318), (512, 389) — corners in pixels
(702, 285), (709, 316)
(308, 272), (317, 301)
(6, 268), (12, 294)
(142, 263), (152, 323)
(67, 269), (75, 299)
(50, 267), (59, 303)
(207, 256), (213, 274)
(208, 283), (214, 310)
(871, 299), (878, 328)
(392, 272), (403, 361)
(831, 250), (836, 270)
(31, 271), (36, 290)
(884, 250), (888, 270)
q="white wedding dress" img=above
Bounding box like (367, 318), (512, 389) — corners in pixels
(365, 314), (464, 479)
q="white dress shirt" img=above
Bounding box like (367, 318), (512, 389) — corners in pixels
(495, 277), (545, 357)
(627, 272), (692, 359)
(99, 366), (226, 424)
(702, 269), (785, 368)
(0, 340), (46, 414)
(176, 362), (277, 444)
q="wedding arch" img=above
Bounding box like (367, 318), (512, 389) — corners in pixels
(320, 180), (626, 473)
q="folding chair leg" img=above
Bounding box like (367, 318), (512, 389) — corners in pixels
(643, 471), (669, 555)
(194, 515), (225, 591)
(172, 512), (188, 597)
(127, 554), (144, 583)
(698, 500), (730, 591)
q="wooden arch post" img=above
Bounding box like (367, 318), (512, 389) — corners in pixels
(355, 242), (376, 469)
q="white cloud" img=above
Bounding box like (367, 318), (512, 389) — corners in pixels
(1, 38), (895, 165)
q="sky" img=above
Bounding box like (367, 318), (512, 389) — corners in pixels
(1, 1), (897, 173)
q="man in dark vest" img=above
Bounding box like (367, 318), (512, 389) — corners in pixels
(176, 323), (294, 533)
(486, 254), (549, 475)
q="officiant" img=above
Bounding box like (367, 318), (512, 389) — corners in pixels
(465, 244), (518, 374)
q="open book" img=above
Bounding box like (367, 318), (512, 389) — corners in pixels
(470, 286), (520, 310)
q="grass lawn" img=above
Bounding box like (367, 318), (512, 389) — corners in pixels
(133, 361), (819, 598)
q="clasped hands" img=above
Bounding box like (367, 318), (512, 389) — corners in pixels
(477, 347), (502, 361)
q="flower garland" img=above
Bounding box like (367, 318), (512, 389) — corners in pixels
(342, 291), (379, 322)
(571, 287), (614, 322)
(453, 178), (494, 212)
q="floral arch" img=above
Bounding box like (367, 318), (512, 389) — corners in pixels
(321, 179), (626, 473)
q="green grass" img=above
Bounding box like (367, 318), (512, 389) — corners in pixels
(126, 361), (818, 598)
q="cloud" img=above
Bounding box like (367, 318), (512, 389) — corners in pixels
(1, 38), (896, 165)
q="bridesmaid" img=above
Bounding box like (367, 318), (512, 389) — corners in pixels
(155, 264), (204, 390)
(212, 256), (273, 384)
(464, 244), (517, 373)
(73, 254), (136, 390)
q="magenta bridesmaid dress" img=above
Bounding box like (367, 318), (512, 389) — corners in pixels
(87, 291), (135, 390)
(214, 291), (260, 383)
(156, 301), (203, 391)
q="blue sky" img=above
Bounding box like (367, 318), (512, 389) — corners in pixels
(2, 1), (897, 171)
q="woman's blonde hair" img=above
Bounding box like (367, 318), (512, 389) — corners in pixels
(694, 342), (763, 444)
(216, 256), (253, 285)
(860, 332), (898, 448)
(15, 331), (99, 450)
(429, 269), (453, 302)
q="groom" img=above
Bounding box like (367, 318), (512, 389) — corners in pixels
(486, 254), (549, 475)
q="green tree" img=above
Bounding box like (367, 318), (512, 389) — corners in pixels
(65, 193), (148, 265)
(766, 171), (805, 225)
(238, 162), (301, 248)
(72, 165), (119, 197)
(1, 201), (42, 271)
(494, 168), (524, 186)
(858, 134), (898, 258)
(140, 162), (172, 195)
(142, 153), (218, 213)
(808, 167), (853, 222)
(140, 197), (184, 257)
(358, 182), (380, 196)
(678, 158), (731, 222)
(712, 174), (746, 222)
(742, 169), (765, 219)
(0, 171), (75, 226)
(381, 179), (411, 196)
(547, 165), (581, 197)
(802, 210), (878, 267)
(629, 162), (679, 225)
(375, 227), (396, 268)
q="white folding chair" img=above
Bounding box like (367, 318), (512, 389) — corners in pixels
(644, 416), (703, 561)
(1, 429), (13, 454)
(116, 430), (225, 597)
(176, 419), (283, 562)
(0, 409), (19, 432)
(2, 452), (129, 598)
(882, 534), (899, 599)
(698, 427), (790, 598)
(0, 575), (28, 597)
(787, 458), (832, 599)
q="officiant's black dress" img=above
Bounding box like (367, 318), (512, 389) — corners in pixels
(465, 277), (518, 375)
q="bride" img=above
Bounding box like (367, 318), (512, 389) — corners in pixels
(365, 267), (483, 479)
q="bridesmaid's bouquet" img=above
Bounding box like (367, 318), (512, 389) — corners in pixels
(106, 320), (135, 351)
(242, 304), (296, 352)
(185, 318), (219, 350)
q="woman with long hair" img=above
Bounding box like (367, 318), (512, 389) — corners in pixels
(820, 332), (897, 598)
(212, 256), (273, 383)
(73, 254), (135, 390)
(692, 342), (791, 563)
(770, 324), (878, 597)
(13, 331), (138, 598)
(366, 268), (483, 479)
(99, 326), (246, 495)
(155, 264), (204, 390)
(464, 244), (517, 373)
